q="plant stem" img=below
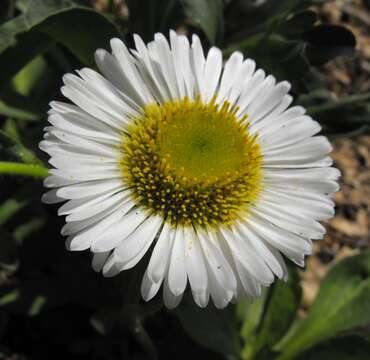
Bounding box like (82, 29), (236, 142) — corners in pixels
(0, 162), (48, 178)
(307, 93), (370, 115)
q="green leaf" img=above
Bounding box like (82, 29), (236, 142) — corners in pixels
(238, 293), (267, 344)
(175, 300), (240, 356)
(0, 198), (27, 226)
(299, 90), (370, 134)
(0, 120), (43, 165)
(303, 24), (356, 66)
(225, 34), (309, 82)
(127, 0), (182, 42)
(0, 0), (121, 87)
(279, 10), (318, 36)
(296, 336), (370, 360)
(180, 0), (224, 44)
(224, 0), (325, 46)
(12, 55), (46, 96)
(242, 267), (302, 360)
(0, 99), (38, 121)
(0, 30), (53, 92)
(37, 7), (120, 67)
(0, 289), (20, 306)
(28, 294), (47, 316)
(276, 251), (370, 360)
(13, 217), (45, 243)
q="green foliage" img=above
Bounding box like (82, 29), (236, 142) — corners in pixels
(0, 0), (121, 87)
(0, 198), (27, 226)
(242, 268), (302, 359)
(181, 0), (224, 44)
(299, 90), (370, 135)
(225, 34), (309, 82)
(275, 251), (370, 360)
(295, 336), (370, 360)
(127, 0), (183, 42)
(175, 297), (240, 356)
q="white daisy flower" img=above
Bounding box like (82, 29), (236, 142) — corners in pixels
(40, 31), (339, 309)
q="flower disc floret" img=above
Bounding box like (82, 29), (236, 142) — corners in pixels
(121, 96), (262, 228)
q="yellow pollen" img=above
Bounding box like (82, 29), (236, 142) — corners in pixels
(120, 96), (262, 229)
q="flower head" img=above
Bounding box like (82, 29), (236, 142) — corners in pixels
(40, 31), (339, 308)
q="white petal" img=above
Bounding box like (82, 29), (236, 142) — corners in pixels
(65, 191), (128, 222)
(152, 33), (180, 99)
(219, 227), (274, 285)
(228, 59), (256, 107)
(65, 200), (132, 251)
(263, 136), (332, 165)
(56, 179), (124, 200)
(249, 81), (291, 123)
(242, 75), (276, 118)
(77, 67), (140, 114)
(91, 207), (147, 252)
(40, 140), (117, 160)
(252, 200), (325, 240)
(43, 175), (78, 188)
(147, 223), (175, 283)
(92, 251), (110, 272)
(168, 228), (187, 296)
(198, 231), (237, 292)
(62, 199), (123, 235)
(176, 33), (195, 99)
(102, 253), (121, 277)
(236, 69), (266, 115)
(191, 34), (206, 94)
(203, 47), (222, 102)
(261, 189), (335, 221)
(216, 51), (243, 104)
(61, 82), (126, 130)
(58, 186), (123, 215)
(47, 129), (118, 157)
(95, 48), (144, 105)
(110, 38), (153, 104)
(204, 260), (232, 309)
(48, 114), (120, 146)
(48, 156), (118, 172)
(49, 154), (117, 170)
(48, 105), (118, 136)
(141, 268), (163, 301)
(259, 117), (321, 151)
(233, 256), (262, 299)
(133, 34), (169, 102)
(49, 168), (121, 182)
(264, 167), (340, 194)
(245, 214), (309, 266)
(219, 230), (262, 300)
(163, 275), (183, 309)
(114, 215), (163, 270)
(42, 189), (65, 204)
(63, 72), (136, 126)
(236, 222), (284, 279)
(184, 229), (208, 296)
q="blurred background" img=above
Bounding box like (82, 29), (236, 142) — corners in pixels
(0, 0), (369, 359)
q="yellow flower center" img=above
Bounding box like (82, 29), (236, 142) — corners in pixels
(120, 96), (262, 229)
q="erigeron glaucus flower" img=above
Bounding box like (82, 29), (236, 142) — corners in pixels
(40, 31), (339, 309)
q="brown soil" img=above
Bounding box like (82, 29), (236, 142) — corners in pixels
(302, 0), (370, 310)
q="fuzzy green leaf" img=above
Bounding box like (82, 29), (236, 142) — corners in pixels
(276, 251), (370, 360)
(180, 0), (224, 44)
(0, 0), (120, 87)
(175, 301), (240, 356)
